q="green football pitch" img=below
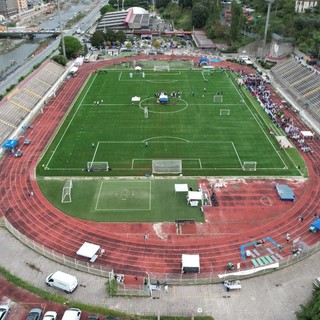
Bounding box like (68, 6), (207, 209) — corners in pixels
(37, 65), (306, 222)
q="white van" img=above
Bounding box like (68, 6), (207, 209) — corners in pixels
(61, 308), (82, 320)
(45, 271), (78, 293)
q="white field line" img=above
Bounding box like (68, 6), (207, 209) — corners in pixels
(46, 72), (98, 168)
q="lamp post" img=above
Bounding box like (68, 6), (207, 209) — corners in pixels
(57, 0), (66, 58)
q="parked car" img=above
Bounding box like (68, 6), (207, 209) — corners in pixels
(87, 316), (99, 320)
(61, 308), (82, 320)
(26, 308), (42, 320)
(0, 305), (10, 320)
(43, 311), (57, 320)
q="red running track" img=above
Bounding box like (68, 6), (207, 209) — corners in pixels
(0, 56), (319, 278)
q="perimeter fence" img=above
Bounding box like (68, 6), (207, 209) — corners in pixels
(2, 216), (320, 297)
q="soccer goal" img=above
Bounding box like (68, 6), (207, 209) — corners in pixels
(87, 161), (109, 172)
(153, 65), (170, 72)
(152, 160), (182, 175)
(61, 179), (73, 203)
(220, 109), (230, 116)
(213, 95), (223, 103)
(242, 161), (257, 171)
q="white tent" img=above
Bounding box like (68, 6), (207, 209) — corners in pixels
(181, 254), (200, 273)
(135, 66), (142, 71)
(74, 57), (84, 66)
(69, 66), (78, 75)
(187, 191), (203, 206)
(76, 242), (100, 259)
(301, 131), (314, 138)
(175, 184), (188, 192)
(131, 96), (141, 102)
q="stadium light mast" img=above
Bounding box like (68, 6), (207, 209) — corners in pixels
(263, 0), (274, 56)
(57, 0), (66, 58)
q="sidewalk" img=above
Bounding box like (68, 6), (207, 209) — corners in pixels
(1, 227), (319, 319)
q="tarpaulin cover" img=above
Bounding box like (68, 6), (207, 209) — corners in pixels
(2, 139), (18, 149)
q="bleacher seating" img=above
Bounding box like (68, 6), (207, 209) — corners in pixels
(0, 61), (65, 146)
(271, 56), (320, 123)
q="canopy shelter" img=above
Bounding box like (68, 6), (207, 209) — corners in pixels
(135, 66), (142, 71)
(159, 93), (168, 103)
(301, 131), (314, 138)
(131, 96), (140, 102)
(175, 184), (189, 192)
(275, 184), (295, 201)
(181, 254), (200, 273)
(76, 242), (100, 259)
(187, 191), (202, 200)
(310, 219), (320, 233)
(2, 139), (18, 149)
(187, 191), (203, 206)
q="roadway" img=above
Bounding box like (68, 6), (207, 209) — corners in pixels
(0, 0), (103, 96)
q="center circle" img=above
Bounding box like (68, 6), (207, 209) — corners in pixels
(139, 97), (188, 114)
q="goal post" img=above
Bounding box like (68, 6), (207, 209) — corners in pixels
(220, 109), (230, 116)
(61, 179), (73, 203)
(213, 95), (223, 103)
(153, 65), (170, 72)
(87, 161), (109, 172)
(152, 160), (182, 175)
(242, 161), (257, 171)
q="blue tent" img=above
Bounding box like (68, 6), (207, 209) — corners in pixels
(310, 219), (320, 233)
(198, 57), (209, 66)
(275, 184), (295, 201)
(2, 139), (18, 149)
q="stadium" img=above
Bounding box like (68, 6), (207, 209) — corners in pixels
(0, 52), (319, 296)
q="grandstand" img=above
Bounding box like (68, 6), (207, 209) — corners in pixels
(96, 7), (150, 31)
(0, 61), (65, 145)
(270, 56), (320, 125)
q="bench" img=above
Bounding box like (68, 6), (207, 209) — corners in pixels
(90, 254), (98, 263)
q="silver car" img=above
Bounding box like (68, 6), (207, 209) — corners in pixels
(0, 305), (10, 320)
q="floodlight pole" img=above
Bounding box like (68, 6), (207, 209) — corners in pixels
(263, 0), (274, 58)
(57, 0), (66, 58)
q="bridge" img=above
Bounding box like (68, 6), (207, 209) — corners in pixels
(0, 27), (61, 39)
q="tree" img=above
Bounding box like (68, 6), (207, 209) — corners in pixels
(61, 36), (82, 59)
(296, 287), (320, 319)
(100, 4), (115, 15)
(179, 0), (193, 9)
(156, 0), (171, 9)
(115, 30), (126, 44)
(229, 1), (243, 43)
(51, 55), (68, 66)
(192, 3), (209, 28)
(90, 31), (105, 48)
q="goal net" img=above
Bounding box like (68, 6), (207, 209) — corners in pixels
(199, 182), (211, 206)
(242, 161), (257, 171)
(220, 109), (230, 116)
(153, 65), (170, 72)
(61, 179), (73, 203)
(213, 95), (223, 103)
(152, 160), (182, 174)
(87, 161), (109, 172)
